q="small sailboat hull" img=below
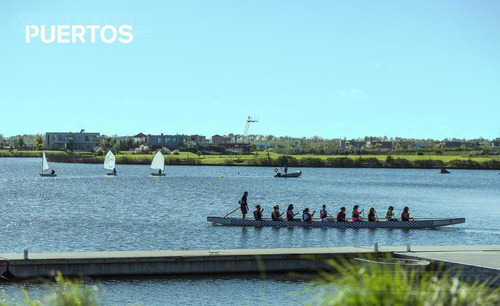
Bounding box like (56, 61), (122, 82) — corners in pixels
(40, 173), (57, 177)
(275, 171), (301, 178)
(151, 173), (166, 176)
(106, 173), (117, 176)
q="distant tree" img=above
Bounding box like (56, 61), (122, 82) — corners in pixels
(34, 134), (45, 149)
(16, 136), (25, 148)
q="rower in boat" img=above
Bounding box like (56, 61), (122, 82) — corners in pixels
(337, 207), (347, 222)
(320, 204), (333, 222)
(271, 205), (284, 221)
(368, 207), (377, 222)
(253, 205), (264, 221)
(302, 208), (315, 222)
(401, 206), (413, 221)
(352, 205), (364, 222)
(286, 204), (299, 221)
(385, 206), (396, 221)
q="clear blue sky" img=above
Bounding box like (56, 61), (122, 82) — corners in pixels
(1, 0), (499, 139)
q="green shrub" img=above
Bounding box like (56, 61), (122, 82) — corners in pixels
(313, 258), (499, 306)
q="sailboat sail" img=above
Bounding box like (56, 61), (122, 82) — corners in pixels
(103, 151), (116, 170)
(150, 151), (165, 171)
(42, 151), (49, 172)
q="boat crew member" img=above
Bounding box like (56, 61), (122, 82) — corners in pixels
(158, 169), (162, 175)
(284, 166), (288, 174)
(401, 206), (412, 221)
(51, 169), (55, 175)
(271, 205), (284, 221)
(337, 207), (346, 222)
(302, 208), (315, 222)
(113, 168), (117, 175)
(239, 191), (249, 219)
(319, 204), (330, 221)
(368, 207), (377, 222)
(352, 205), (363, 222)
(286, 204), (299, 221)
(253, 205), (264, 221)
(385, 206), (396, 221)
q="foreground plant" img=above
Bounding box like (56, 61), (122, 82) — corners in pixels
(313, 258), (499, 306)
(1, 272), (100, 306)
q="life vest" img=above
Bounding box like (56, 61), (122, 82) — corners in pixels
(254, 210), (262, 220)
(337, 211), (345, 222)
(401, 212), (409, 221)
(385, 210), (394, 219)
(272, 211), (281, 221)
(320, 209), (327, 219)
(303, 213), (311, 222)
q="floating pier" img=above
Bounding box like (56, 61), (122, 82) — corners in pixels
(0, 245), (498, 284)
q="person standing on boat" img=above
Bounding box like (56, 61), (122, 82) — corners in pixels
(337, 207), (347, 222)
(302, 208), (315, 222)
(284, 166), (288, 174)
(401, 206), (411, 221)
(319, 204), (330, 221)
(385, 206), (396, 221)
(368, 207), (377, 222)
(286, 204), (299, 221)
(239, 191), (249, 219)
(352, 205), (363, 222)
(271, 205), (284, 221)
(253, 204), (263, 221)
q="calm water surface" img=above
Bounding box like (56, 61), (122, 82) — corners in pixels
(0, 158), (499, 305)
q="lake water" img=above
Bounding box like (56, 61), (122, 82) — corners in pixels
(0, 158), (499, 305)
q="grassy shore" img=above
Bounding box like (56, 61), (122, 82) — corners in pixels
(1, 149), (499, 169)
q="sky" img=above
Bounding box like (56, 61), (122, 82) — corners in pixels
(1, 0), (499, 140)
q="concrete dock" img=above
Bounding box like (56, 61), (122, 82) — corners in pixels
(0, 245), (498, 283)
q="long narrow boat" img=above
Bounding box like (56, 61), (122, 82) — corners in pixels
(207, 217), (465, 229)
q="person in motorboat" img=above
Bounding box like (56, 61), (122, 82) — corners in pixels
(336, 207), (347, 222)
(286, 204), (299, 221)
(368, 207), (377, 222)
(385, 206), (396, 221)
(113, 168), (117, 175)
(239, 191), (249, 219)
(253, 204), (264, 221)
(352, 205), (364, 222)
(319, 204), (332, 222)
(271, 205), (284, 221)
(401, 206), (413, 221)
(302, 208), (315, 222)
(50, 169), (55, 175)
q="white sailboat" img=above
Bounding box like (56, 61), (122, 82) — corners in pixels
(40, 151), (57, 177)
(104, 151), (117, 176)
(150, 151), (166, 176)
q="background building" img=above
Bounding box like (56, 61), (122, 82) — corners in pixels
(45, 131), (100, 152)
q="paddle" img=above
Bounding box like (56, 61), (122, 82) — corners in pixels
(224, 206), (240, 218)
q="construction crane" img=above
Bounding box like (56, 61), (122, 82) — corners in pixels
(243, 116), (258, 142)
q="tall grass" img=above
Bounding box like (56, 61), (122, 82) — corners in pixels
(312, 258), (499, 306)
(1, 272), (99, 306)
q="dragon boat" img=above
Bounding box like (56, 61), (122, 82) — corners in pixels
(207, 217), (465, 229)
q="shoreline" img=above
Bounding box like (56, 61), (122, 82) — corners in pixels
(2, 151), (500, 170)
